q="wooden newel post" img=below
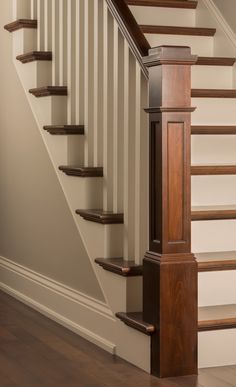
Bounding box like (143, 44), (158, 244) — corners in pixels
(143, 46), (198, 378)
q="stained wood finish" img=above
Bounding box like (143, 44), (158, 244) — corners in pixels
(29, 86), (67, 97)
(59, 166), (103, 177)
(116, 312), (155, 335)
(95, 258), (143, 276)
(140, 25), (216, 36)
(76, 209), (124, 224)
(1, 291), (236, 387)
(107, 0), (150, 57)
(198, 305), (236, 332)
(126, 0), (198, 9)
(196, 57), (236, 66)
(4, 19), (37, 32)
(197, 251), (236, 272)
(192, 89), (236, 98)
(143, 46), (198, 378)
(16, 51), (52, 64)
(191, 126), (236, 135)
(192, 205), (236, 221)
(43, 125), (84, 135)
(191, 164), (236, 175)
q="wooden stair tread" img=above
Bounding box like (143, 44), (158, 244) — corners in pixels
(198, 305), (236, 331)
(59, 166), (103, 177)
(192, 89), (236, 98)
(29, 86), (67, 97)
(191, 126), (236, 135)
(126, 0), (198, 9)
(196, 57), (236, 66)
(197, 251), (236, 272)
(116, 312), (155, 335)
(4, 19), (37, 32)
(16, 51), (52, 63)
(76, 209), (124, 224)
(95, 258), (143, 277)
(191, 164), (236, 175)
(140, 25), (216, 36)
(192, 205), (236, 221)
(43, 125), (84, 135)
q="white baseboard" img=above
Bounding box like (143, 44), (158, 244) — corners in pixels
(0, 256), (116, 354)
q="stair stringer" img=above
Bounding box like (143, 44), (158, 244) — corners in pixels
(8, 27), (150, 372)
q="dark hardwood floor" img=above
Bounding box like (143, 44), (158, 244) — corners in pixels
(0, 290), (235, 386)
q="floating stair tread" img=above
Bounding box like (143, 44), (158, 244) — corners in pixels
(116, 312), (155, 335)
(140, 25), (216, 36)
(95, 258), (143, 277)
(76, 209), (124, 224)
(191, 164), (236, 175)
(16, 51), (52, 63)
(192, 89), (236, 98)
(197, 251), (236, 272)
(126, 0), (198, 9)
(4, 19), (37, 32)
(198, 305), (236, 331)
(191, 126), (236, 135)
(43, 125), (84, 135)
(59, 166), (103, 177)
(192, 205), (236, 221)
(29, 86), (67, 97)
(196, 57), (236, 66)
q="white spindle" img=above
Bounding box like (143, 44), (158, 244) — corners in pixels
(37, 0), (45, 51)
(59, 0), (67, 86)
(75, 0), (85, 124)
(44, 0), (52, 51)
(52, 0), (60, 85)
(103, 5), (114, 210)
(67, 0), (76, 123)
(31, 0), (37, 19)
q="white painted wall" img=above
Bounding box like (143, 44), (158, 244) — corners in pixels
(213, 0), (236, 34)
(0, 0), (104, 302)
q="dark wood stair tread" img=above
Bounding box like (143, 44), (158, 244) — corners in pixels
(43, 125), (84, 135)
(16, 51), (52, 63)
(191, 126), (236, 135)
(196, 57), (236, 66)
(4, 19), (37, 32)
(76, 209), (124, 224)
(126, 0), (198, 9)
(191, 164), (236, 175)
(192, 89), (236, 98)
(95, 258), (143, 276)
(140, 25), (216, 36)
(198, 305), (236, 331)
(59, 166), (103, 177)
(197, 251), (236, 272)
(116, 312), (155, 335)
(191, 205), (236, 221)
(29, 86), (67, 97)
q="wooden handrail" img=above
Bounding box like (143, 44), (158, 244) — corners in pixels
(106, 0), (150, 76)
(143, 46), (198, 378)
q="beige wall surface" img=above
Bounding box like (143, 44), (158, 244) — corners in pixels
(213, 0), (236, 33)
(0, 1), (104, 302)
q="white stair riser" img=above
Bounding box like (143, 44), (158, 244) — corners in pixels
(13, 29), (37, 55)
(145, 34), (213, 56)
(199, 329), (236, 368)
(192, 136), (236, 164)
(192, 66), (233, 89)
(198, 271), (236, 307)
(192, 98), (236, 125)
(129, 6), (195, 27)
(192, 220), (236, 253)
(192, 176), (236, 206)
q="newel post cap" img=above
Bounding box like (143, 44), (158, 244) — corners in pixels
(142, 45), (198, 67)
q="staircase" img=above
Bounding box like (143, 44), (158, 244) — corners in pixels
(4, 0), (236, 379)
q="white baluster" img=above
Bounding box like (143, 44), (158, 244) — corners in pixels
(37, 0), (45, 51)
(52, 0), (60, 85)
(31, 0), (37, 19)
(75, 0), (85, 124)
(44, 0), (52, 51)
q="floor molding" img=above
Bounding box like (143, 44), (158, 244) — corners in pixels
(0, 256), (116, 354)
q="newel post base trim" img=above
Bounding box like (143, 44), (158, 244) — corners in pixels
(143, 252), (198, 378)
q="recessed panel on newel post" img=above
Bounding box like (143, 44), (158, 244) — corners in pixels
(143, 46), (198, 378)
